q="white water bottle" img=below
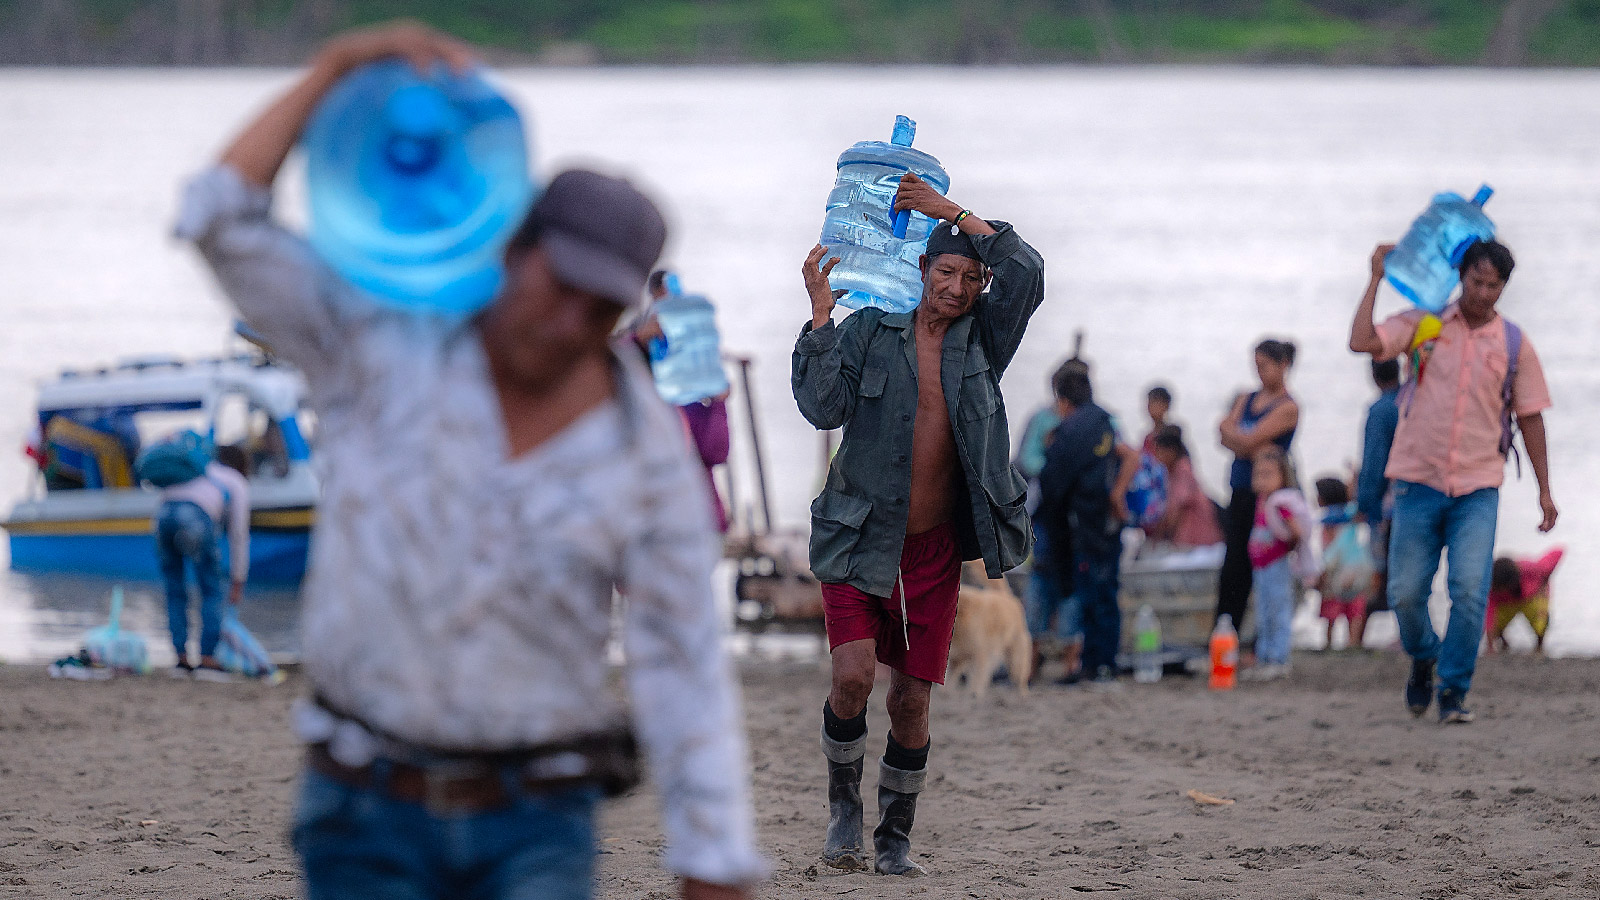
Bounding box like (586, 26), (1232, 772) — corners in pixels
(1133, 604), (1162, 683)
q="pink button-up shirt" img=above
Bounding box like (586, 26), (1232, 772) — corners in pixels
(1376, 304), (1551, 497)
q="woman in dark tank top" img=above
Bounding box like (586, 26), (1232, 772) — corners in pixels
(1215, 339), (1300, 635)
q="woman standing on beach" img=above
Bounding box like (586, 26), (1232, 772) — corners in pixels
(1215, 339), (1299, 632)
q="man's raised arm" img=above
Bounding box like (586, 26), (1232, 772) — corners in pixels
(1350, 243), (1395, 356)
(221, 23), (475, 190)
(792, 245), (867, 431)
(174, 23), (474, 386)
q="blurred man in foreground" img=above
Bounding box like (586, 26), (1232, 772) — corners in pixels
(176, 22), (761, 900)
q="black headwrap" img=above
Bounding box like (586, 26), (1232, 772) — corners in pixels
(923, 222), (982, 262)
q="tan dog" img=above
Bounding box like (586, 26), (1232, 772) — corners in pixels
(946, 561), (1032, 697)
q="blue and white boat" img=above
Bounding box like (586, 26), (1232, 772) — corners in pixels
(3, 348), (317, 583)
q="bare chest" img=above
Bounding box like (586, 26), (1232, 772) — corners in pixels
(914, 335), (947, 410)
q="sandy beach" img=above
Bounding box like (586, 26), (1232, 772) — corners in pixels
(3, 651), (1598, 899)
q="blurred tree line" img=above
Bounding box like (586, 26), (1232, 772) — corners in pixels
(1, 0), (1596, 65)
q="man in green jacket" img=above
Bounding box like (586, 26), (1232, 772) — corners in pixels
(793, 172), (1045, 876)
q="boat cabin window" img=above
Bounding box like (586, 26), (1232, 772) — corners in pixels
(214, 392), (290, 479)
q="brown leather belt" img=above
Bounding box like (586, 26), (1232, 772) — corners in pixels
(307, 744), (605, 814)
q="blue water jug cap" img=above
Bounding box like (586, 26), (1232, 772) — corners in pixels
(1471, 184), (1493, 206)
(302, 60), (537, 315)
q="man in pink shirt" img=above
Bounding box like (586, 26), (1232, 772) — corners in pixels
(1349, 239), (1557, 724)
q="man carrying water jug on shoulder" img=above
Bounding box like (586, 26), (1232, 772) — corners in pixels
(794, 173), (1044, 875)
(1349, 239), (1557, 726)
(175, 22), (762, 900)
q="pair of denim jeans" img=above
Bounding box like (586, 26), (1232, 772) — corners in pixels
(1024, 569), (1083, 644)
(155, 499), (223, 659)
(1386, 480), (1499, 698)
(292, 767), (599, 900)
(1073, 552), (1122, 675)
(1251, 557), (1295, 666)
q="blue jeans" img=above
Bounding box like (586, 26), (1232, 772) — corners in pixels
(1386, 481), (1498, 697)
(293, 768), (600, 900)
(155, 500), (223, 659)
(1074, 553), (1121, 674)
(1025, 570), (1083, 643)
(1252, 557), (1294, 666)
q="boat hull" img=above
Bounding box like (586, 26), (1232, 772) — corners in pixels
(6, 510), (312, 584)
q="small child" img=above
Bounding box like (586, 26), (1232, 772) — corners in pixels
(1245, 446), (1316, 681)
(1141, 385), (1172, 455)
(1313, 477), (1374, 650)
(1486, 548), (1563, 654)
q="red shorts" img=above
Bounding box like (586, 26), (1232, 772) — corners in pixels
(1320, 595), (1368, 624)
(821, 523), (962, 684)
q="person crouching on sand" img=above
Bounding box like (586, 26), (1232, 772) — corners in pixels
(794, 174), (1044, 875)
(177, 22), (762, 900)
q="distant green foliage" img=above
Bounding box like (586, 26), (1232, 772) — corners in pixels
(1, 0), (1597, 65)
(1529, 0), (1600, 64)
(1420, 0), (1503, 61)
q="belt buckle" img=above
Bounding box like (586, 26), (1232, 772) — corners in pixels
(420, 761), (492, 815)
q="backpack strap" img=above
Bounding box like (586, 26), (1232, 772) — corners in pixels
(1500, 319), (1523, 476)
(204, 472), (233, 526)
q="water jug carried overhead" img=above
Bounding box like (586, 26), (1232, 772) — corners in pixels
(819, 115), (951, 314)
(650, 285), (730, 407)
(1384, 185), (1495, 315)
(302, 60), (536, 314)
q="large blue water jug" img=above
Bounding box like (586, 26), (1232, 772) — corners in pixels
(302, 60), (536, 314)
(650, 289), (730, 406)
(1384, 185), (1495, 314)
(819, 116), (951, 314)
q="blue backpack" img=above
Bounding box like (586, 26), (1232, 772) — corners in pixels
(135, 430), (214, 488)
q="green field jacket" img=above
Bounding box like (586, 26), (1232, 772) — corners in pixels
(791, 222), (1045, 598)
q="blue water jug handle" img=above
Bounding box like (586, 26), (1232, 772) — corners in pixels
(1471, 184), (1493, 206)
(888, 116), (916, 238)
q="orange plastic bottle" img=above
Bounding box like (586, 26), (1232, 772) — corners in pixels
(1209, 614), (1238, 691)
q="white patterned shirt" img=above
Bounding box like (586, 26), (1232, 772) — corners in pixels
(175, 165), (763, 884)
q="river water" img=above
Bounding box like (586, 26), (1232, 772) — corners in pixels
(1, 66), (1595, 662)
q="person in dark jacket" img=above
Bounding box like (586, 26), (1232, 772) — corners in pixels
(1357, 358), (1400, 617)
(793, 172), (1044, 876)
(1035, 365), (1139, 686)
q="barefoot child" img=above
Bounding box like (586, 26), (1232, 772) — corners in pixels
(1314, 477), (1373, 650)
(1245, 446), (1314, 680)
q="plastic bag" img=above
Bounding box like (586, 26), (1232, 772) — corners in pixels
(215, 605), (279, 680)
(82, 586), (149, 674)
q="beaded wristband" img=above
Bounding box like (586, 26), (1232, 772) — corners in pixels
(951, 210), (972, 233)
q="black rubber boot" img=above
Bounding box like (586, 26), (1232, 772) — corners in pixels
(821, 729), (868, 870)
(873, 759), (927, 876)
